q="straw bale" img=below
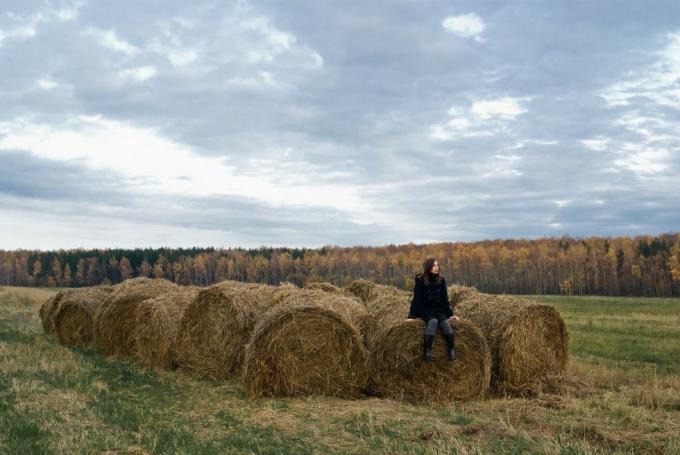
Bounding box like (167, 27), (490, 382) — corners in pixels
(241, 288), (368, 398)
(131, 286), (200, 370)
(39, 292), (65, 334)
(365, 293), (491, 402)
(303, 281), (343, 294)
(174, 280), (277, 379)
(54, 286), (115, 348)
(93, 277), (179, 357)
(447, 284), (480, 305)
(344, 278), (408, 304)
(454, 293), (569, 396)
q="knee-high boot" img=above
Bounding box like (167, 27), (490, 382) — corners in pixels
(423, 334), (434, 362)
(444, 333), (456, 360)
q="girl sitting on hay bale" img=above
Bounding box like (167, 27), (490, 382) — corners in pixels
(407, 258), (459, 362)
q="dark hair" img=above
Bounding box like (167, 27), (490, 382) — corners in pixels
(422, 258), (441, 285)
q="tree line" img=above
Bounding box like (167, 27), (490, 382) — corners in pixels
(1, 234), (680, 296)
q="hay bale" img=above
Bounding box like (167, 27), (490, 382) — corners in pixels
(93, 278), (179, 357)
(131, 287), (200, 370)
(54, 286), (115, 348)
(447, 284), (480, 305)
(241, 288), (368, 398)
(365, 293), (491, 402)
(344, 278), (407, 304)
(174, 280), (277, 379)
(39, 292), (65, 334)
(454, 293), (569, 396)
(303, 281), (343, 294)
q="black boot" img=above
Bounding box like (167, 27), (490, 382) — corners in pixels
(423, 334), (434, 362)
(444, 333), (456, 360)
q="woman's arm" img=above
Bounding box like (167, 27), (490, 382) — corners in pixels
(442, 279), (454, 318)
(407, 277), (424, 319)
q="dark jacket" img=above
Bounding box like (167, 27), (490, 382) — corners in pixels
(407, 273), (454, 320)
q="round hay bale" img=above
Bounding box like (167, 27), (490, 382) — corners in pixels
(39, 292), (65, 334)
(93, 277), (179, 357)
(132, 286), (200, 370)
(174, 280), (277, 379)
(241, 288), (368, 398)
(447, 284), (480, 305)
(54, 286), (115, 348)
(455, 293), (569, 396)
(365, 294), (491, 402)
(344, 279), (407, 304)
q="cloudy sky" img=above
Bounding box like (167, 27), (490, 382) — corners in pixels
(1, 0), (679, 249)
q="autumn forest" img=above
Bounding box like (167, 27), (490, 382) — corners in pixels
(2, 233), (679, 296)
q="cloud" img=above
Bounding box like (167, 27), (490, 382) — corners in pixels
(429, 97), (529, 140)
(36, 78), (58, 90)
(83, 27), (140, 55)
(581, 137), (610, 151)
(0, 114), (375, 218)
(0, 3), (81, 46)
(594, 32), (680, 178)
(2, 0), (680, 248)
(119, 66), (157, 82)
(442, 13), (485, 42)
(600, 32), (680, 108)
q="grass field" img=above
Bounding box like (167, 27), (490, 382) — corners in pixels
(1, 287), (679, 454)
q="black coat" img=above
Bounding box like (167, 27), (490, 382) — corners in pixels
(407, 273), (454, 321)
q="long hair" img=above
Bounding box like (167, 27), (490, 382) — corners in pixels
(422, 257), (441, 285)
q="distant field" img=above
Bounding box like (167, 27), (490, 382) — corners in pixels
(1, 287), (679, 454)
(522, 295), (680, 376)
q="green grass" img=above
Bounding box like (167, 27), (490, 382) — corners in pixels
(1, 286), (679, 454)
(521, 295), (680, 375)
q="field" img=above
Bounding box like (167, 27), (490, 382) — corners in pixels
(1, 287), (679, 454)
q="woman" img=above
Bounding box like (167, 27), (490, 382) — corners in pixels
(407, 258), (459, 362)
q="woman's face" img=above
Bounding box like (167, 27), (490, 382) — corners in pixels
(431, 260), (439, 274)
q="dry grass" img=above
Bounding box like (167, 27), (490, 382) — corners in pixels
(131, 286), (200, 371)
(241, 287), (368, 398)
(93, 278), (179, 357)
(174, 280), (277, 379)
(3, 286), (678, 454)
(54, 286), (115, 348)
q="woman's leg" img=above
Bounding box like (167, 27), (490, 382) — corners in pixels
(425, 318), (439, 336)
(438, 318), (456, 360)
(423, 318), (437, 362)
(438, 319), (453, 336)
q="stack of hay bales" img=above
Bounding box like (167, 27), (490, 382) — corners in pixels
(132, 286), (200, 370)
(241, 287), (369, 398)
(362, 292), (491, 402)
(451, 286), (569, 396)
(174, 280), (278, 379)
(38, 274), (569, 402)
(93, 277), (179, 357)
(53, 286), (115, 348)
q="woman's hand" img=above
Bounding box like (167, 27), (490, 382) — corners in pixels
(449, 315), (460, 322)
(406, 318), (418, 322)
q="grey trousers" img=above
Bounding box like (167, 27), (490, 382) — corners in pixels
(425, 317), (453, 336)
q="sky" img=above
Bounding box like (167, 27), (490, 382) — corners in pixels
(1, 0), (679, 250)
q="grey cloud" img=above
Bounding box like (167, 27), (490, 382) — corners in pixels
(1, 0), (679, 248)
